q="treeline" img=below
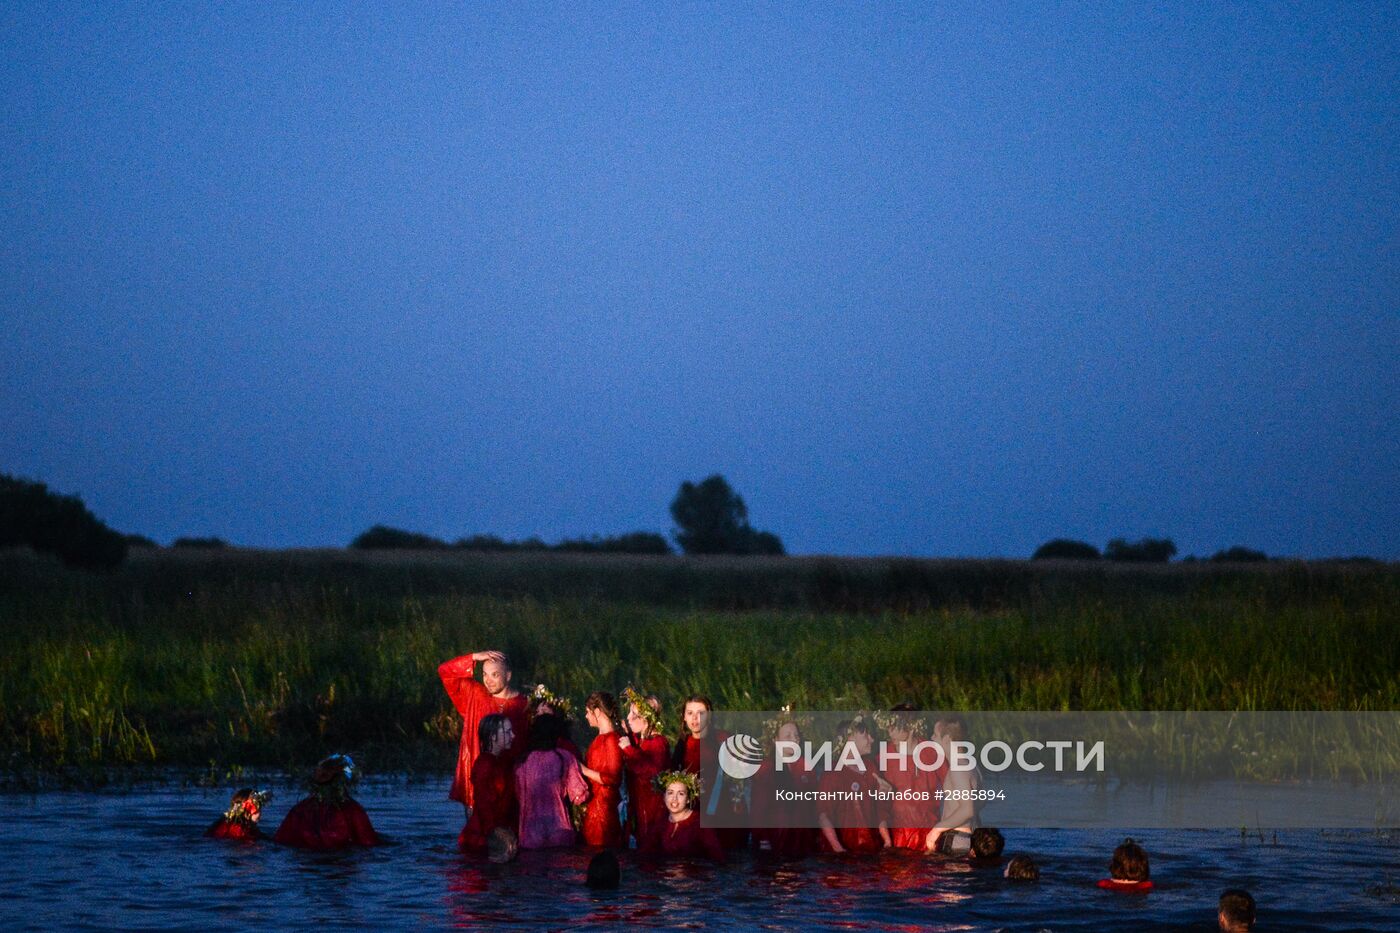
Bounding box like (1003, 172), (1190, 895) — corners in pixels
(350, 526), (673, 555)
(349, 473), (784, 558)
(1032, 537), (1281, 564)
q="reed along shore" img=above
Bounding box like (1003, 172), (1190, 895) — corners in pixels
(1, 548), (1395, 783)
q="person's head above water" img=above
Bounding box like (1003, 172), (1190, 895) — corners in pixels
(487, 827), (519, 864)
(1218, 889), (1256, 932)
(309, 754), (358, 804)
(1110, 838), (1150, 882)
(225, 788), (269, 824)
(1004, 854), (1040, 881)
(970, 827), (1005, 860)
(656, 770), (702, 817)
(586, 850), (620, 889)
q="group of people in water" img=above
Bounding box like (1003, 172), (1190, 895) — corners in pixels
(203, 649), (1260, 930)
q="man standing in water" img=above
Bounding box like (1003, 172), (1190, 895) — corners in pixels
(925, 716), (981, 854)
(438, 649), (530, 815)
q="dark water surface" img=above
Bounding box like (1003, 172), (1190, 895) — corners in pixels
(2, 780), (1396, 931)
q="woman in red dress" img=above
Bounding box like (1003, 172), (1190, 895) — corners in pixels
(273, 755), (380, 849)
(817, 717), (891, 854)
(438, 649), (530, 815)
(669, 694), (748, 850)
(458, 714), (519, 853)
(205, 788), (269, 841)
(579, 691), (624, 847)
(750, 716), (820, 857)
(639, 771), (724, 861)
(617, 687), (670, 847)
(879, 705), (941, 851)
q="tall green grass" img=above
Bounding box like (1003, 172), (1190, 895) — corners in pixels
(0, 549), (1395, 779)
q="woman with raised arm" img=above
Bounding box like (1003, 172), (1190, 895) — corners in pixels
(617, 687), (670, 847)
(579, 691), (624, 847)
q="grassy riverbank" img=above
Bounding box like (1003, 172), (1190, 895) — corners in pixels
(1, 548), (1396, 783)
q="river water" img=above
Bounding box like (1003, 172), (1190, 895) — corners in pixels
(2, 780), (1396, 931)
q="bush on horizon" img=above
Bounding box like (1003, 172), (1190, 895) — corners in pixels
(1032, 538), (1101, 560)
(171, 536), (229, 549)
(0, 473), (128, 571)
(1105, 537), (1178, 563)
(350, 525), (449, 550)
(1210, 546), (1270, 563)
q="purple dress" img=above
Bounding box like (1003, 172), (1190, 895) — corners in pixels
(515, 747), (589, 848)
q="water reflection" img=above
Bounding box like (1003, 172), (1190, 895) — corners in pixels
(0, 781), (1396, 931)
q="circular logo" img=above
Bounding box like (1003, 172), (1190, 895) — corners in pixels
(718, 733), (764, 780)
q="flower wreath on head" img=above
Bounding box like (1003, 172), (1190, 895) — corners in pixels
(310, 754), (357, 806)
(224, 790), (271, 825)
(529, 683), (574, 720)
(620, 685), (665, 737)
(873, 708), (928, 738)
(761, 704), (814, 746)
(653, 769), (703, 803)
(836, 712), (877, 745)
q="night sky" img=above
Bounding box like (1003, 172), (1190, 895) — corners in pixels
(3, 3), (1396, 558)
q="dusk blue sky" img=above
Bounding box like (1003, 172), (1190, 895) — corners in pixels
(3, 3), (1397, 558)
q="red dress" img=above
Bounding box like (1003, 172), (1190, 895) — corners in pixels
(750, 758), (821, 857)
(1097, 879), (1154, 892)
(438, 655), (530, 806)
(817, 762), (888, 854)
(582, 732), (624, 847)
(639, 810), (724, 861)
(620, 735), (670, 845)
(458, 752), (517, 853)
(674, 732), (748, 850)
(205, 818), (261, 841)
(884, 748), (941, 850)
(272, 797), (379, 849)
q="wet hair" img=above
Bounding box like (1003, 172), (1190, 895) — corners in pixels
(971, 827), (1005, 859)
(1005, 854), (1040, 881)
(487, 827), (519, 864)
(585, 691), (617, 719)
(936, 716), (968, 743)
(230, 788), (255, 807)
(1218, 889), (1256, 930)
(586, 850), (620, 889)
(527, 713), (563, 752)
(478, 713), (510, 754)
(1110, 838), (1150, 882)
